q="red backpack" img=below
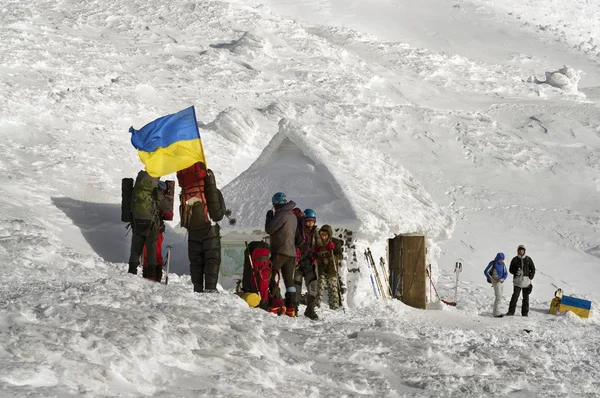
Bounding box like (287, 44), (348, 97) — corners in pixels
(243, 242), (286, 314)
(176, 162), (208, 229)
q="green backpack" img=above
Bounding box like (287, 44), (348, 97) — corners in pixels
(132, 178), (157, 221)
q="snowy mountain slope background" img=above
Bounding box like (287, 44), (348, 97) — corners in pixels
(1, 0), (599, 396)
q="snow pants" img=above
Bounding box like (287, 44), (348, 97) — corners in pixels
(316, 274), (340, 310)
(142, 232), (164, 281)
(188, 224), (221, 292)
(508, 285), (530, 316)
(492, 281), (504, 316)
(294, 259), (319, 302)
(128, 225), (159, 279)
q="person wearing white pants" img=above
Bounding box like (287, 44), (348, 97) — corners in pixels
(484, 253), (508, 318)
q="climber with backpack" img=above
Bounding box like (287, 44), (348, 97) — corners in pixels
(177, 162), (227, 293)
(141, 180), (174, 282)
(127, 170), (173, 280)
(293, 209), (321, 320)
(265, 192), (301, 316)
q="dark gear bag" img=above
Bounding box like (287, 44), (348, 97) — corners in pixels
(121, 178), (134, 222)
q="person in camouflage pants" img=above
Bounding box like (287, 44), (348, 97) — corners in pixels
(314, 225), (344, 310)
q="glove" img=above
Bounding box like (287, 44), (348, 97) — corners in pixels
(327, 241), (334, 251)
(158, 180), (167, 192)
(295, 249), (301, 262)
(516, 269), (523, 277)
(487, 279), (492, 284)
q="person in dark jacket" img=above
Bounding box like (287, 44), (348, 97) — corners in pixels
(484, 252), (508, 318)
(315, 225), (344, 310)
(128, 170), (172, 280)
(294, 209), (321, 320)
(265, 192), (300, 316)
(187, 168), (226, 293)
(507, 245), (536, 316)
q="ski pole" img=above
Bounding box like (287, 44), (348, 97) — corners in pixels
(331, 250), (346, 314)
(165, 245), (172, 285)
(453, 262), (462, 303)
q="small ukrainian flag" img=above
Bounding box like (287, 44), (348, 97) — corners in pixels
(129, 106), (206, 177)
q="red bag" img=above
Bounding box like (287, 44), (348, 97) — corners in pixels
(250, 247), (273, 304)
(176, 162), (208, 229)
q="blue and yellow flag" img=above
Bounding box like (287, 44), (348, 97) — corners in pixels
(129, 106), (206, 177)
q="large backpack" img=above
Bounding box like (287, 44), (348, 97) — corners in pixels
(131, 172), (159, 221)
(243, 241), (273, 306)
(176, 162), (208, 229)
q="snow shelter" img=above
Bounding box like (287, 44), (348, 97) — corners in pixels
(219, 118), (453, 302)
(387, 234), (427, 309)
(219, 126), (359, 290)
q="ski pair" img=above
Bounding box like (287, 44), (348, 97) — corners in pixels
(364, 248), (392, 299)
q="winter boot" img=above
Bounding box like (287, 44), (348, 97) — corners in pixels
(155, 264), (163, 283)
(193, 283), (204, 293)
(304, 295), (319, 320)
(284, 292), (298, 317)
(128, 263), (138, 275)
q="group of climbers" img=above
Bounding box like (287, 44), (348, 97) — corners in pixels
(124, 165), (344, 320)
(124, 162), (227, 293)
(262, 192), (345, 320)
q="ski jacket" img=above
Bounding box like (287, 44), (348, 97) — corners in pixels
(509, 255), (535, 288)
(484, 253), (508, 282)
(315, 225), (343, 278)
(299, 225), (320, 259)
(265, 201), (298, 258)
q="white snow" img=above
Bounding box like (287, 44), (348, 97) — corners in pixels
(1, 0), (599, 396)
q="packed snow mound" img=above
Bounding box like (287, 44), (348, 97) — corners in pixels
(200, 107), (275, 185)
(203, 107), (260, 145)
(535, 66), (582, 94)
(223, 118), (455, 243)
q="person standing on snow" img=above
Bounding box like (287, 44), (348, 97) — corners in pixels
(141, 180), (173, 282)
(128, 170), (172, 280)
(265, 192), (300, 316)
(293, 209), (321, 320)
(506, 245), (536, 317)
(314, 225), (344, 310)
(186, 167), (227, 293)
(484, 252), (508, 318)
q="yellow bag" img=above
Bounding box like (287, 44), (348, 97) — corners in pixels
(237, 292), (261, 308)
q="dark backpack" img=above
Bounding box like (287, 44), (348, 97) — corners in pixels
(121, 178), (134, 222)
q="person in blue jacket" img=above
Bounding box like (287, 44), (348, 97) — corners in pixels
(484, 253), (508, 318)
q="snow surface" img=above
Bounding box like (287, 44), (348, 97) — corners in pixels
(1, 0), (599, 396)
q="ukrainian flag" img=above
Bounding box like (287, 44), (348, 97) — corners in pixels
(129, 106), (206, 177)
